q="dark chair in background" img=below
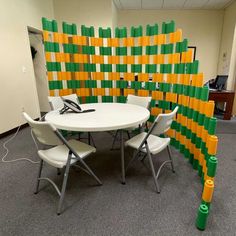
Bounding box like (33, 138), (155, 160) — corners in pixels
(208, 75), (235, 120)
(209, 75), (228, 91)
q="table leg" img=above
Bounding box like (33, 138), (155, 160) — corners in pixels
(120, 129), (126, 184)
(224, 96), (234, 120)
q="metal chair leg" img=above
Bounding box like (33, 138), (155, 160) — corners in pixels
(88, 132), (91, 145)
(78, 158), (102, 186)
(34, 160), (43, 194)
(125, 150), (139, 173)
(167, 145), (175, 173)
(145, 122), (148, 131)
(140, 153), (147, 162)
(90, 133), (96, 148)
(146, 145), (160, 193)
(138, 124), (142, 133)
(111, 130), (119, 150)
(126, 131), (131, 139)
(120, 130), (126, 184)
(126, 151), (148, 172)
(57, 161), (71, 215)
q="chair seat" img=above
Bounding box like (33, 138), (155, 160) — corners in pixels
(38, 139), (96, 168)
(125, 132), (170, 155)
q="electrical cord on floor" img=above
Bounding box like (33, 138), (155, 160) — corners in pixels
(1, 114), (46, 164)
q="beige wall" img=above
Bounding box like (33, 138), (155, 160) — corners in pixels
(0, 0), (54, 134)
(218, 1), (236, 114)
(218, 1), (236, 88)
(112, 0), (118, 31)
(53, 0), (113, 35)
(231, 25), (236, 114)
(118, 10), (224, 83)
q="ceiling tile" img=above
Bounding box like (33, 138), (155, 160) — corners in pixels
(119, 0), (142, 9)
(203, 0), (234, 9)
(141, 0), (163, 9)
(114, 0), (234, 10)
(113, 0), (123, 9)
(163, 0), (186, 9)
(183, 0), (209, 9)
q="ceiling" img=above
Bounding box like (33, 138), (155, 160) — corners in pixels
(113, 0), (235, 10)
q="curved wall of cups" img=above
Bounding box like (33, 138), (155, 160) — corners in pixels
(42, 18), (218, 230)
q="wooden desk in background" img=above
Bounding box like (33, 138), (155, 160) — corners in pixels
(209, 90), (235, 120)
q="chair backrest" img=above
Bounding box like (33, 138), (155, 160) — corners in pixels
(126, 94), (151, 109)
(149, 106), (179, 136)
(63, 94), (79, 104)
(48, 94), (79, 110)
(23, 112), (62, 146)
(48, 96), (64, 110)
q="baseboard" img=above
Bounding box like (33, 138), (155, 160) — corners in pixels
(0, 117), (40, 139)
(0, 124), (29, 139)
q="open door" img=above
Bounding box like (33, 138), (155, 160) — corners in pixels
(28, 26), (50, 113)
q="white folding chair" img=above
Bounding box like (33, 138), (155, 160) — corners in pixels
(125, 94), (152, 132)
(126, 94), (151, 108)
(111, 94), (151, 149)
(48, 94), (79, 110)
(23, 112), (102, 215)
(125, 106), (178, 193)
(48, 94), (96, 147)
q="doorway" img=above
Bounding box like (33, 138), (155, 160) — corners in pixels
(27, 26), (50, 113)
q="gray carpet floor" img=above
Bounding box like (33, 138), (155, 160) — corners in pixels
(216, 118), (236, 134)
(0, 121), (235, 236)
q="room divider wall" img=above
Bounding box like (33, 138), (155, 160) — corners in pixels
(42, 18), (218, 230)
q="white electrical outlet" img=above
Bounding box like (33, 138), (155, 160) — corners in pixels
(22, 66), (26, 73)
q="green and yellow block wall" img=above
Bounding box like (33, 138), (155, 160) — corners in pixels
(42, 18), (218, 230)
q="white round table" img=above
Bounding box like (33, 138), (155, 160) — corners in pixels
(45, 103), (150, 183)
